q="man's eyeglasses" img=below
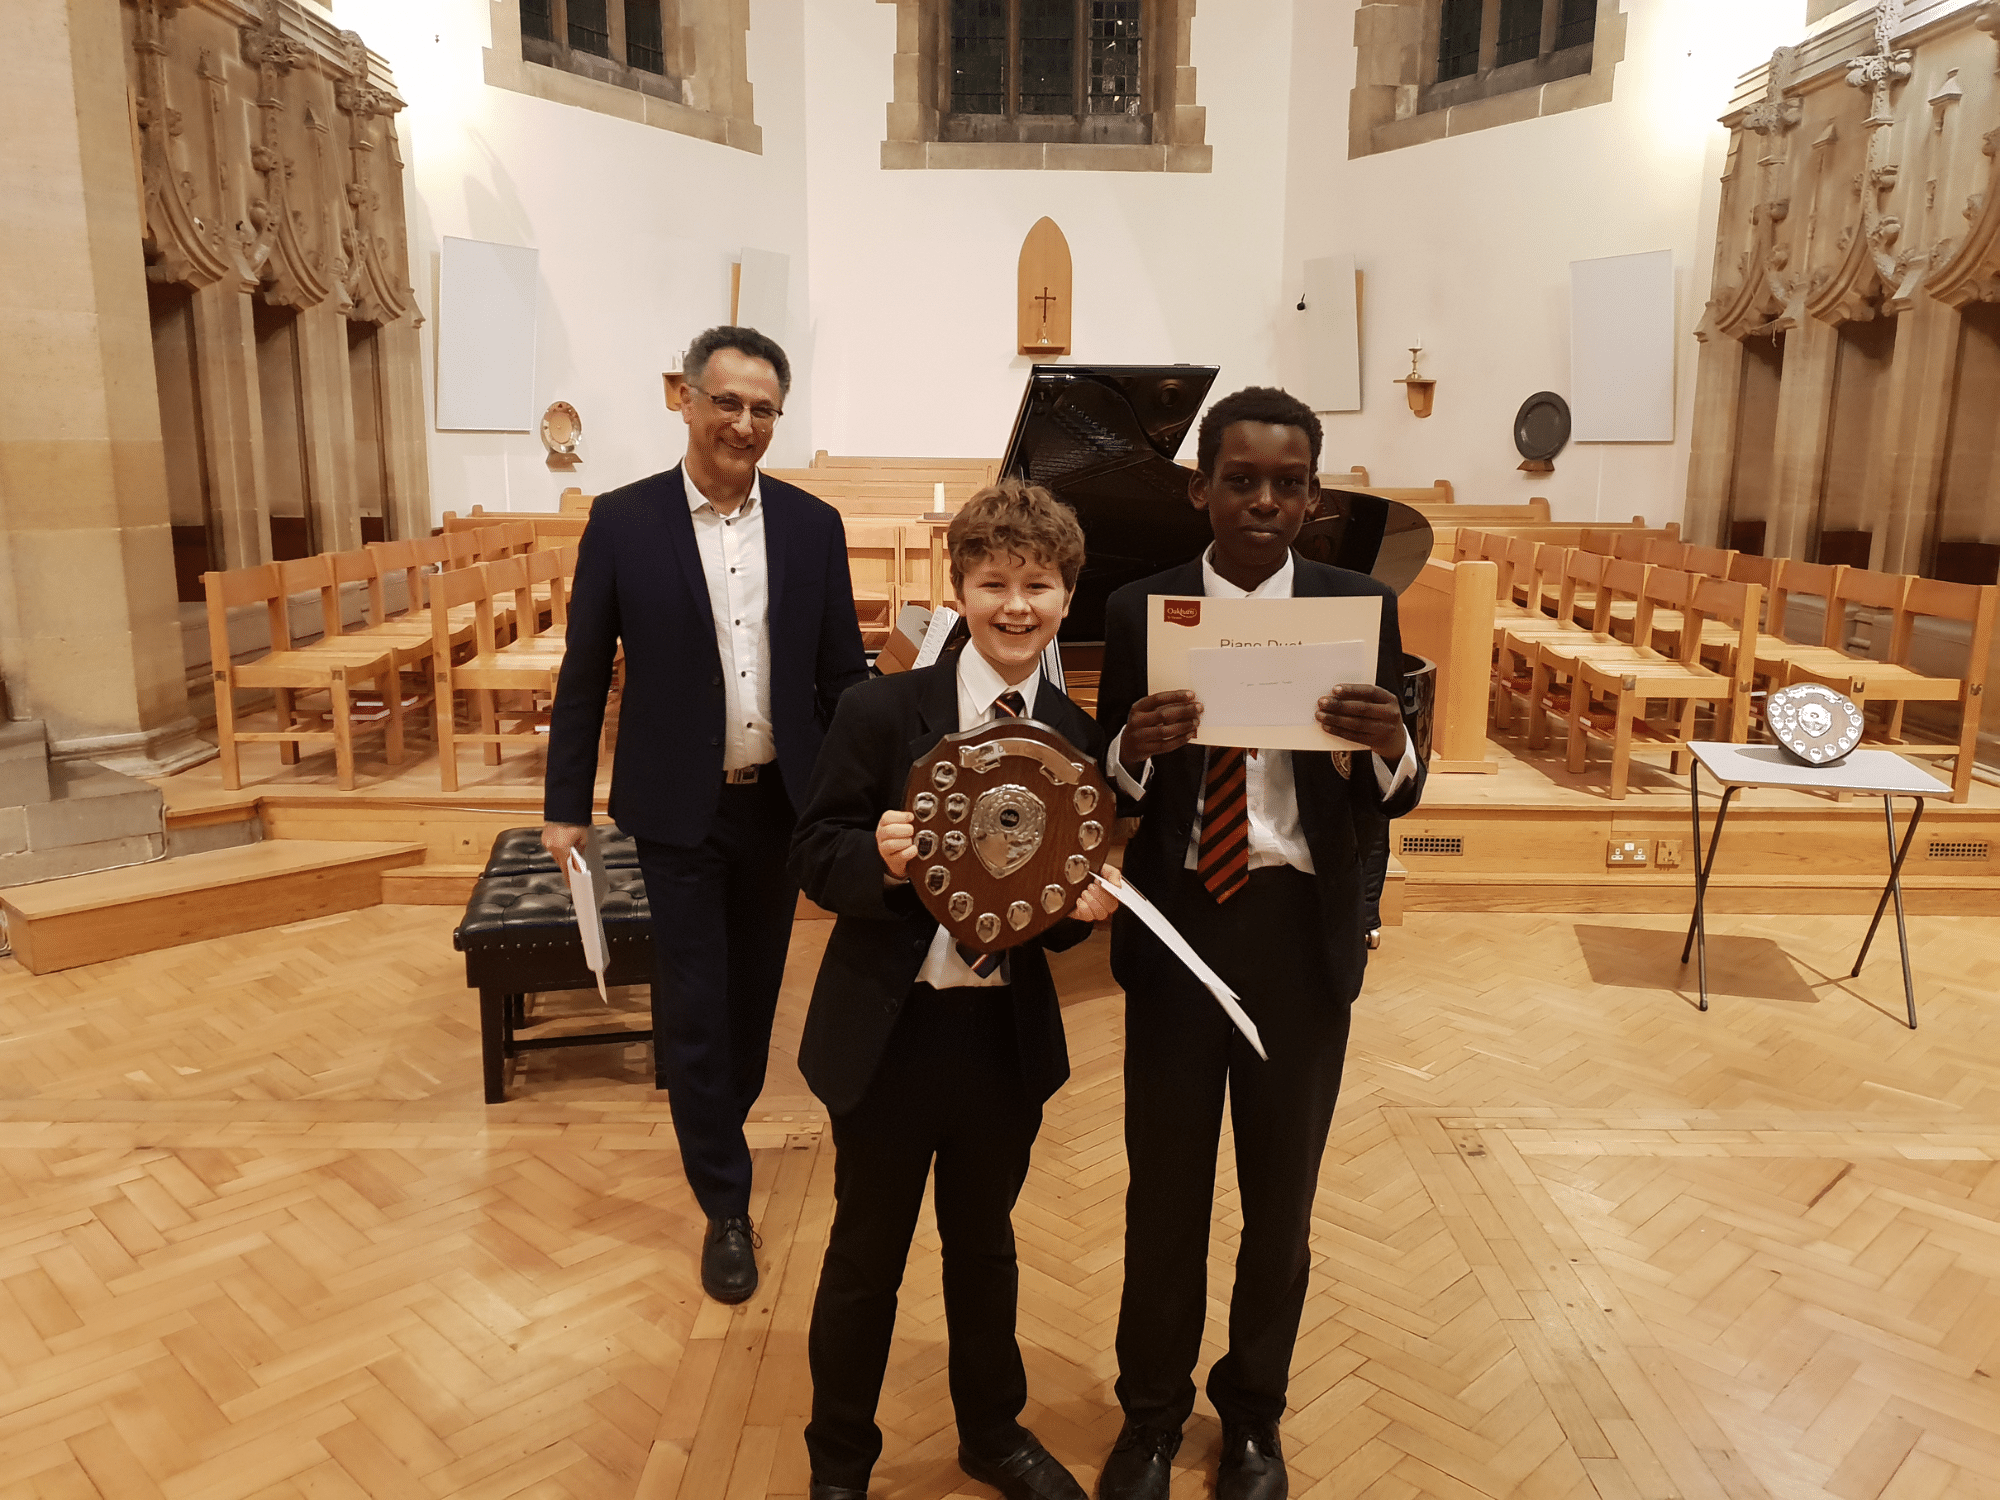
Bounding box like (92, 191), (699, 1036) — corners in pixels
(692, 386), (784, 428)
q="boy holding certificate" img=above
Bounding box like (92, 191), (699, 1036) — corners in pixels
(1094, 387), (1425, 1500)
(790, 481), (1119, 1500)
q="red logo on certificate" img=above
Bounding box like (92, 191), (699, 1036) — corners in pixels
(1162, 599), (1201, 627)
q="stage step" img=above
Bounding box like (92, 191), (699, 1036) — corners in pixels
(382, 863), (480, 906)
(0, 840), (425, 974)
(1404, 871), (2000, 916)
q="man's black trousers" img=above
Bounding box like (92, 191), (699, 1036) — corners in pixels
(803, 983), (1043, 1489)
(633, 769), (797, 1221)
(1114, 865), (1353, 1432)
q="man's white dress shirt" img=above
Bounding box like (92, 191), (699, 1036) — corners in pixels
(1109, 548), (1419, 875)
(685, 465), (775, 772)
(911, 648), (1042, 990)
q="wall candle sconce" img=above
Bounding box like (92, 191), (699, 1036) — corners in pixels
(1393, 346), (1436, 418)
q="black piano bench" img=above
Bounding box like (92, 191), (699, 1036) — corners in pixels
(452, 828), (656, 1103)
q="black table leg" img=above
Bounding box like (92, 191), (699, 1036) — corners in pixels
(1851, 795), (1924, 1030)
(1680, 767), (1735, 1013)
(478, 986), (508, 1103)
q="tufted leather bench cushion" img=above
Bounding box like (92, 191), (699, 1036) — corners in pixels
(454, 828), (657, 1101)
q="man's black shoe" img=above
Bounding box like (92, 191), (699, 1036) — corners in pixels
(1096, 1419), (1180, 1500)
(700, 1216), (759, 1304)
(958, 1434), (1087, 1500)
(807, 1483), (869, 1500)
(1216, 1423), (1286, 1500)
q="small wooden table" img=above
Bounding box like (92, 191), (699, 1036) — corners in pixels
(1679, 742), (1950, 1029)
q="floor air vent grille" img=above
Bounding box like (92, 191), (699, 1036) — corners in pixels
(1925, 839), (1989, 861)
(1400, 834), (1464, 856)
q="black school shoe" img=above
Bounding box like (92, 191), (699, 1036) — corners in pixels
(701, 1216), (759, 1303)
(1216, 1423), (1287, 1500)
(958, 1434), (1088, 1500)
(1096, 1419), (1180, 1500)
(807, 1483), (869, 1500)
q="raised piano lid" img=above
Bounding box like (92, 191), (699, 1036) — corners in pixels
(998, 364), (1433, 643)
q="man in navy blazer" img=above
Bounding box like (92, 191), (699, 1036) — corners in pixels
(543, 327), (867, 1304)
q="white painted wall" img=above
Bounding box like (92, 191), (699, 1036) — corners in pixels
(341, 0), (1817, 525)
(334, 0), (814, 518)
(798, 0), (1298, 460)
(1279, 0), (1807, 521)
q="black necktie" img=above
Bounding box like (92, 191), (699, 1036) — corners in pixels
(994, 689), (1026, 718)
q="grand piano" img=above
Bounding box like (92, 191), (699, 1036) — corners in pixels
(998, 363), (1433, 643)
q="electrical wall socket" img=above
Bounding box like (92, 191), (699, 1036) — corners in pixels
(1654, 839), (1682, 869)
(1606, 838), (1652, 868)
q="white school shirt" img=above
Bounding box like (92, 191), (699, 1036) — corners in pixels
(911, 649), (1043, 990)
(1109, 547), (1418, 874)
(685, 465), (775, 772)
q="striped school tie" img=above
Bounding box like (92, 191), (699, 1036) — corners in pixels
(1197, 746), (1252, 904)
(959, 688), (1029, 978)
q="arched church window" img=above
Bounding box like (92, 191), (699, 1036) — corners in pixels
(883, 0), (1206, 170)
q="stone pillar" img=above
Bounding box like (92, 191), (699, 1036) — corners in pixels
(376, 315), (433, 540)
(189, 279), (274, 568)
(1684, 334), (1743, 548)
(1764, 317), (1838, 562)
(1872, 296), (1961, 575)
(0, 0), (210, 775)
(295, 300), (362, 555)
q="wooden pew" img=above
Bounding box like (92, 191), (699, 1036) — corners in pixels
(1400, 557), (1501, 774)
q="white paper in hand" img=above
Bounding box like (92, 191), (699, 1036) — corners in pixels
(566, 845), (611, 1003)
(1094, 869), (1267, 1060)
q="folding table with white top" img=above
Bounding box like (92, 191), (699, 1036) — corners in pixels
(1678, 742), (1951, 1029)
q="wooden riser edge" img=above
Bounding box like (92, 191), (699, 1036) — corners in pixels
(1404, 873), (2000, 916)
(379, 863), (843, 922)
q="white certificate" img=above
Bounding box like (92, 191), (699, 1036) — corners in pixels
(1147, 594), (1382, 752)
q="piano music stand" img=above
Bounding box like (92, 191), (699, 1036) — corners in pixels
(1678, 743), (1949, 1029)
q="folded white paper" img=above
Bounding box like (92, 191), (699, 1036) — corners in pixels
(914, 605), (961, 669)
(1187, 640), (1374, 744)
(566, 845), (611, 1003)
(1094, 869), (1267, 1061)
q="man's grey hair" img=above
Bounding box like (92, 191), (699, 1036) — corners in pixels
(684, 325), (792, 399)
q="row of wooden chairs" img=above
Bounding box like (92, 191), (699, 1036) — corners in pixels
(1457, 527), (1995, 801)
(202, 526), (576, 792)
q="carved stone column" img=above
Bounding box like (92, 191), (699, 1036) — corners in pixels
(294, 300), (362, 555)
(375, 316), (431, 542)
(1684, 336), (1744, 547)
(0, 0), (208, 775)
(190, 280), (274, 568)
(1870, 295), (1960, 573)
(1764, 316), (1839, 561)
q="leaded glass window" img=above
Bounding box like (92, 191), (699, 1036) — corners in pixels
(1495, 0), (1543, 67)
(1436, 0), (1482, 82)
(568, 0), (611, 57)
(945, 0), (1144, 125)
(1556, 0), (1596, 51)
(626, 0), (664, 73)
(1088, 1), (1142, 116)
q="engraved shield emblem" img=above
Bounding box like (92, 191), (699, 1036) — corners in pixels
(971, 785), (1046, 878)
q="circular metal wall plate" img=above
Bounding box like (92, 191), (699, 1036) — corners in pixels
(1513, 391), (1571, 461)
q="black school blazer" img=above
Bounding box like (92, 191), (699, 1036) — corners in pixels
(543, 466), (869, 846)
(1095, 555), (1427, 1006)
(789, 652), (1105, 1116)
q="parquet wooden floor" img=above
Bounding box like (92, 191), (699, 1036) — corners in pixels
(0, 906), (1995, 1499)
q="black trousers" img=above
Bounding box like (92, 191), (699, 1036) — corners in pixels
(634, 768), (797, 1220)
(1114, 866), (1353, 1432)
(804, 983), (1043, 1489)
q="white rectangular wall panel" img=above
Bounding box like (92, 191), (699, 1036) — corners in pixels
(1302, 254), (1361, 413)
(736, 247), (791, 342)
(436, 237), (539, 432)
(1570, 249), (1675, 442)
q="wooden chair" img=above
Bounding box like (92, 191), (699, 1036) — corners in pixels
(1496, 550), (1623, 745)
(1566, 574), (1763, 798)
(1782, 573), (1995, 802)
(1521, 558), (1653, 750)
(203, 559), (405, 792)
(843, 520), (908, 648)
(432, 559), (563, 791)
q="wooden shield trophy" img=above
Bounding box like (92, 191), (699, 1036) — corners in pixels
(904, 720), (1112, 952)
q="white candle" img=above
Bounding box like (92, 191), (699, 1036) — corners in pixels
(934, 481), (945, 508)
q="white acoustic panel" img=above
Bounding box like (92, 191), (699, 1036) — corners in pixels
(436, 236), (539, 432)
(736, 247), (790, 341)
(1302, 254), (1361, 413)
(1570, 249), (1675, 442)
